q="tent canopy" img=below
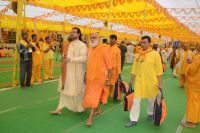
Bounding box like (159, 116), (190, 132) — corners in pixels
(24, 0), (200, 42)
(0, 0), (200, 42)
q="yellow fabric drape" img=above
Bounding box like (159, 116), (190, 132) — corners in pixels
(12, 0), (24, 87)
(0, 0), (199, 42)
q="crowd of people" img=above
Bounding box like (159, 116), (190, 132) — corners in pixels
(17, 32), (58, 87)
(16, 27), (200, 128)
(0, 47), (15, 57)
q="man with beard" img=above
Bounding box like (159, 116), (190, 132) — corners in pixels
(51, 27), (87, 114)
(82, 32), (113, 126)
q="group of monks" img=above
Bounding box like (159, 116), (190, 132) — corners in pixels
(50, 28), (122, 126)
(17, 27), (200, 128)
(49, 27), (200, 128)
(49, 28), (162, 127)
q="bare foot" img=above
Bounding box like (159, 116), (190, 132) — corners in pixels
(37, 80), (42, 84)
(179, 86), (184, 88)
(61, 86), (64, 91)
(50, 110), (62, 115)
(181, 121), (195, 128)
(86, 118), (93, 127)
(93, 109), (102, 116)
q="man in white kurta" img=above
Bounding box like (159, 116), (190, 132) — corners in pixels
(167, 46), (173, 61)
(51, 27), (87, 114)
(160, 48), (168, 63)
(126, 43), (134, 64)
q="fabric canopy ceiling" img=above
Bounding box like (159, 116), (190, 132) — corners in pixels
(157, 0), (200, 41)
(0, 0), (147, 41)
(0, 0), (200, 43)
(26, 0), (200, 42)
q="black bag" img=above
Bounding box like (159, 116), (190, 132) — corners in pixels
(113, 81), (120, 100)
(123, 86), (134, 112)
(153, 90), (167, 126)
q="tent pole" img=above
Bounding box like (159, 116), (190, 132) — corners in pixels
(63, 13), (67, 35)
(33, 20), (37, 33)
(12, 0), (24, 87)
(107, 0), (113, 30)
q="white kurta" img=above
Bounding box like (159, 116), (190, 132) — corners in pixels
(57, 39), (87, 112)
(126, 45), (134, 64)
(160, 49), (168, 63)
(167, 47), (173, 59)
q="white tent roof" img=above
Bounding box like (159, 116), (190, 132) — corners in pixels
(156, 0), (200, 8)
(157, 0), (200, 35)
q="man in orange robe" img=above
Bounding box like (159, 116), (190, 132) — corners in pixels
(60, 37), (71, 90)
(178, 43), (192, 88)
(181, 45), (200, 128)
(108, 34), (121, 98)
(82, 33), (113, 126)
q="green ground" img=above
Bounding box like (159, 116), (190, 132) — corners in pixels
(0, 57), (61, 87)
(0, 58), (199, 133)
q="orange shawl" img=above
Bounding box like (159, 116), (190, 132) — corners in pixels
(136, 47), (153, 63)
